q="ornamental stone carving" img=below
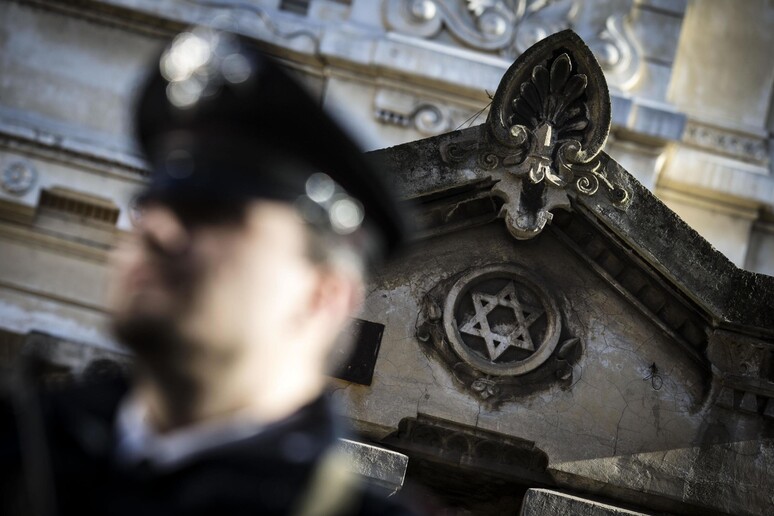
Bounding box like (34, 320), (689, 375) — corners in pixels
(416, 264), (582, 405)
(2, 159), (37, 195)
(683, 121), (770, 165)
(373, 88), (478, 136)
(446, 265), (560, 375)
(440, 30), (631, 240)
(383, 0), (642, 91)
(383, 414), (550, 481)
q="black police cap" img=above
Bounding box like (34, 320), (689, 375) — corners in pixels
(135, 26), (407, 260)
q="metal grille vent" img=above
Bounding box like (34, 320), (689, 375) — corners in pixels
(38, 188), (120, 225)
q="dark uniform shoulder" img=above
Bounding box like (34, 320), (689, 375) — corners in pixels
(0, 374), (128, 516)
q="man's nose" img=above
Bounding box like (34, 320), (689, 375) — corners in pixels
(137, 204), (190, 256)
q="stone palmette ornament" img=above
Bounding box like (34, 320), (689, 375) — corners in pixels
(441, 29), (631, 240)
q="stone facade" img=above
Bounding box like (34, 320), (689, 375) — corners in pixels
(358, 31), (774, 513)
(1, 1), (773, 514)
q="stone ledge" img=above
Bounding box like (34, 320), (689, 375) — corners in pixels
(611, 96), (686, 143)
(520, 489), (650, 516)
(549, 440), (774, 515)
(660, 146), (773, 209)
(335, 438), (408, 494)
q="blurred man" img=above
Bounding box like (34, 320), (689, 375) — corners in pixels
(1, 26), (414, 515)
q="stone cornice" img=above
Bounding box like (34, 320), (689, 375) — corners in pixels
(0, 110), (148, 179)
(18, 0), (687, 144)
(682, 119), (769, 166)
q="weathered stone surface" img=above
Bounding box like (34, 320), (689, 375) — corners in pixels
(587, 157), (774, 332)
(520, 488), (649, 516)
(354, 25), (774, 516)
(338, 220), (710, 461)
(335, 439), (408, 493)
(3, 0), (771, 277)
(550, 440), (774, 515)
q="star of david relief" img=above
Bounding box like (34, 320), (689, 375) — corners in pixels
(458, 281), (544, 360)
(444, 266), (558, 377)
(415, 264), (583, 405)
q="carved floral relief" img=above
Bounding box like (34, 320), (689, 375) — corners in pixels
(383, 0), (642, 91)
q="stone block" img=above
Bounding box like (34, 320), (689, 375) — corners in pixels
(550, 441), (774, 515)
(610, 94), (634, 129)
(669, 0), (774, 129)
(627, 101), (686, 142)
(520, 489), (649, 516)
(630, 6), (684, 64)
(632, 61), (673, 102)
(658, 189), (757, 267)
(740, 391), (759, 413)
(335, 439), (408, 493)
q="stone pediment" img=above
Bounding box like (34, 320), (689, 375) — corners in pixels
(360, 30), (774, 514)
(370, 29), (774, 398)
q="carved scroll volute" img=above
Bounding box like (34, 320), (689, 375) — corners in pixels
(483, 30), (627, 240)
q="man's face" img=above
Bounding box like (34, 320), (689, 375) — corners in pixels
(109, 199), (319, 366)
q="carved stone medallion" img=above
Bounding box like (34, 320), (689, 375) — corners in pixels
(444, 264), (559, 376)
(2, 160), (37, 195)
(417, 263), (582, 405)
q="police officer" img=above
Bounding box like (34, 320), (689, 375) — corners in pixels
(1, 25), (415, 516)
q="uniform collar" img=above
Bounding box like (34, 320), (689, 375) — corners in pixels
(114, 393), (265, 470)
(113, 391), (339, 471)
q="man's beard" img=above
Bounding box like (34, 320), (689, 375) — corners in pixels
(112, 250), (205, 366)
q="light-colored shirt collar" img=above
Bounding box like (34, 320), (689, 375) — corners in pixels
(114, 393), (263, 470)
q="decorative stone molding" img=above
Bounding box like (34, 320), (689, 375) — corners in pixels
(683, 120), (769, 165)
(373, 89), (481, 136)
(2, 159), (37, 195)
(550, 210), (708, 360)
(440, 30), (631, 240)
(382, 414), (549, 481)
(416, 263), (582, 405)
(383, 0), (642, 91)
